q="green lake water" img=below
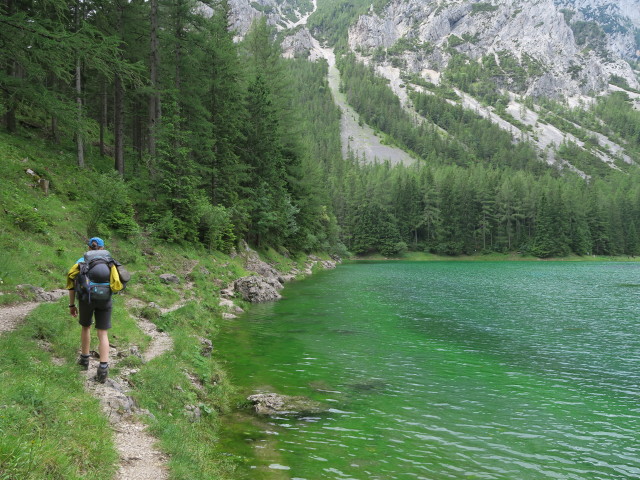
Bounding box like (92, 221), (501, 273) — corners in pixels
(215, 261), (640, 480)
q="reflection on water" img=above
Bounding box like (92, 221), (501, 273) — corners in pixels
(216, 262), (640, 480)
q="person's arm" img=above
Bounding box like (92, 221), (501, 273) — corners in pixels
(68, 289), (77, 317)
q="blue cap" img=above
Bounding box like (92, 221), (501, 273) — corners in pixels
(88, 237), (105, 248)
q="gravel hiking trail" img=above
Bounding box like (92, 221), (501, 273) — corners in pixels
(0, 286), (182, 480)
(0, 301), (41, 334)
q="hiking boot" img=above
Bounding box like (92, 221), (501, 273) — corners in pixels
(96, 364), (109, 383)
(77, 355), (90, 370)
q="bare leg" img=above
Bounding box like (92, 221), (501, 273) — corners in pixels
(97, 329), (110, 363)
(81, 326), (91, 355)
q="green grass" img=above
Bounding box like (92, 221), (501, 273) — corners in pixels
(0, 131), (97, 293)
(131, 302), (239, 479)
(0, 303), (118, 480)
(0, 293), (152, 479)
(3, 110), (639, 480)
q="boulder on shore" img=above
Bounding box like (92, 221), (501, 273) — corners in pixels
(234, 275), (282, 303)
(247, 393), (327, 415)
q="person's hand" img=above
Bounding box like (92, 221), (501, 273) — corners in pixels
(69, 305), (78, 317)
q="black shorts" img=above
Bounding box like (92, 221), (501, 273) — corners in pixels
(78, 298), (113, 330)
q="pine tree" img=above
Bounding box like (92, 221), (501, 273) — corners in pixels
(203, 0), (246, 208)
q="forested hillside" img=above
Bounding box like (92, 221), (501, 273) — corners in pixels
(328, 53), (640, 256)
(3, 0), (640, 259)
(1, 1), (342, 254)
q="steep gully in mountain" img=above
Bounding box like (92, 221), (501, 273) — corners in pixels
(284, 0), (416, 166)
(284, 0), (635, 174)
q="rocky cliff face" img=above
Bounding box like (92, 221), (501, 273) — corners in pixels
(347, 0), (639, 98)
(556, 0), (640, 58)
(228, 0), (638, 99)
(227, 0), (314, 38)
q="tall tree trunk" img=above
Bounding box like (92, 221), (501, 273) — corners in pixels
(48, 72), (60, 142)
(5, 60), (17, 132)
(4, 0), (16, 132)
(74, 0), (85, 167)
(174, 0), (183, 93)
(133, 99), (143, 164)
(114, 73), (125, 175)
(51, 116), (59, 143)
(114, 1), (125, 175)
(4, 106), (17, 133)
(100, 80), (107, 156)
(75, 57), (85, 167)
(148, 0), (160, 157)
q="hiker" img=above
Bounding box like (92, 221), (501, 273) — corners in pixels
(66, 237), (124, 383)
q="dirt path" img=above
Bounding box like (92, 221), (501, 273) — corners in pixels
(90, 267), (200, 480)
(0, 288), (68, 333)
(81, 319), (172, 480)
(0, 301), (40, 334)
(0, 283), (182, 480)
(98, 262), (199, 478)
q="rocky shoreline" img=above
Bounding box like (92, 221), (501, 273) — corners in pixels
(217, 242), (342, 415)
(220, 241), (341, 308)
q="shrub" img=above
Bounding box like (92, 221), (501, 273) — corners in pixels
(10, 205), (48, 233)
(471, 3), (498, 14)
(195, 199), (236, 253)
(87, 172), (139, 237)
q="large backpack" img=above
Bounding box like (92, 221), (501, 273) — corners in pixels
(75, 250), (115, 303)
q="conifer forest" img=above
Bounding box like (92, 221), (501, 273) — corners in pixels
(2, 0), (640, 258)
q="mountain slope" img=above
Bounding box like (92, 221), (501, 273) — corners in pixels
(229, 0), (640, 174)
(346, 0), (638, 98)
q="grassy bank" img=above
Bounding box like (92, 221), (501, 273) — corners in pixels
(0, 240), (320, 479)
(0, 130), (329, 478)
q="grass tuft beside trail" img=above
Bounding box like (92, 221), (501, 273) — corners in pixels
(0, 304), (118, 480)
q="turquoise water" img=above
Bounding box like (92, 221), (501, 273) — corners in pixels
(216, 261), (640, 479)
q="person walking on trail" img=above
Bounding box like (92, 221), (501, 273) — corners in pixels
(66, 237), (123, 383)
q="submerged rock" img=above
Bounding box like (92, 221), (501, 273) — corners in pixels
(349, 379), (387, 393)
(247, 393), (327, 415)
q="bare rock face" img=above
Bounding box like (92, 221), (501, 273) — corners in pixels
(227, 0), (314, 38)
(247, 393), (328, 415)
(282, 28), (316, 59)
(347, 0), (639, 98)
(223, 0), (637, 99)
(557, 0), (640, 58)
(226, 0), (270, 38)
(244, 253), (281, 280)
(226, 242), (341, 303)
